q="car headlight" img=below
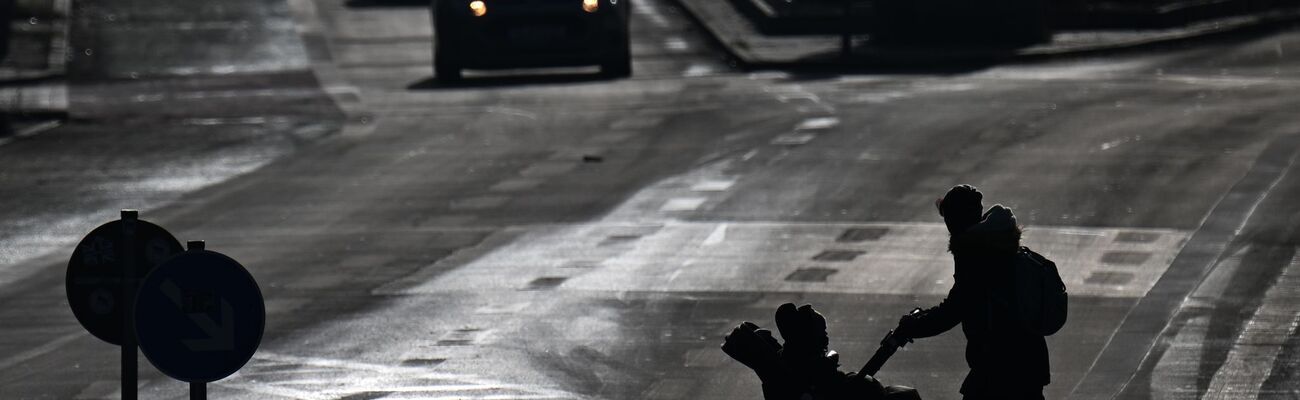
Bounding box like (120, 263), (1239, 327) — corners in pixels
(582, 0), (598, 13)
(469, 0), (487, 17)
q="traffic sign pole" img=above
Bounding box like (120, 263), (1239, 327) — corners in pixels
(184, 241), (210, 400)
(191, 381), (206, 400)
(120, 210), (138, 400)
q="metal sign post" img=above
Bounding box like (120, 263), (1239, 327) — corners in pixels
(120, 210), (137, 400)
(191, 381), (206, 400)
(67, 210), (183, 400)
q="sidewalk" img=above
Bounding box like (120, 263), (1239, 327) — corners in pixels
(0, 0), (69, 117)
(673, 0), (1300, 67)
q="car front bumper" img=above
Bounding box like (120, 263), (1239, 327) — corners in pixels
(438, 2), (628, 69)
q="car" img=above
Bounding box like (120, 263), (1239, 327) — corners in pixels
(432, 0), (633, 82)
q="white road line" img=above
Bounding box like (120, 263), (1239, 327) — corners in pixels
(486, 106), (538, 120)
(690, 179), (735, 192)
(795, 117), (840, 131)
(771, 133), (815, 146)
(1202, 251), (1300, 400)
(1234, 152), (1295, 236)
(702, 223), (727, 246)
(661, 197), (707, 211)
(683, 64), (714, 77)
(0, 120), (62, 147)
(0, 331), (82, 371)
(663, 37), (689, 51)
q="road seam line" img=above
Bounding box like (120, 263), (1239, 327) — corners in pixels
(1202, 251), (1300, 399)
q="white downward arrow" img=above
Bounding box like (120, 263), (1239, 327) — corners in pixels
(161, 280), (236, 352)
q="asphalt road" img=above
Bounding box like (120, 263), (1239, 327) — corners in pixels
(3, 0), (1300, 399)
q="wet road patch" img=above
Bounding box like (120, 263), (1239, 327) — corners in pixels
(524, 276), (569, 290)
(812, 250), (865, 262)
(1101, 251), (1153, 266)
(786, 267), (838, 282)
(837, 227), (890, 242)
(1086, 271), (1136, 285)
(1115, 231), (1162, 243)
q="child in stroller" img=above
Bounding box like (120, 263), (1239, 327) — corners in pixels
(722, 303), (921, 400)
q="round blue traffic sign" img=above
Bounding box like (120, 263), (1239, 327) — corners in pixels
(134, 249), (265, 383)
(66, 218), (183, 345)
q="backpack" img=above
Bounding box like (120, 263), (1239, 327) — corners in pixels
(1010, 246), (1068, 336)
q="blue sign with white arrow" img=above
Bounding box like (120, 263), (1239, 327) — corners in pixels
(134, 244), (265, 383)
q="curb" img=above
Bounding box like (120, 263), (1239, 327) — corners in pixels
(670, 0), (1300, 69)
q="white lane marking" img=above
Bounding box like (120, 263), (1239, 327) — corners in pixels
(1056, 229), (1109, 237)
(0, 331), (82, 371)
(0, 120), (62, 147)
(796, 117), (840, 131)
(1234, 153), (1294, 236)
(1203, 251), (1300, 400)
(683, 64), (714, 77)
(660, 197), (707, 211)
(741, 149), (760, 161)
(632, 0), (672, 28)
(690, 179), (735, 192)
(1100, 136), (1141, 151)
(771, 133), (815, 145)
(663, 37), (689, 51)
(487, 106), (538, 120)
(702, 223), (727, 246)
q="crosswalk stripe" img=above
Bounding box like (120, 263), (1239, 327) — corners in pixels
(385, 221), (1187, 298)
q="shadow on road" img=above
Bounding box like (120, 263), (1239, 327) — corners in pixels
(765, 47), (1007, 81)
(773, 59), (1002, 81)
(761, 18), (1300, 81)
(345, 0), (429, 8)
(407, 72), (622, 90)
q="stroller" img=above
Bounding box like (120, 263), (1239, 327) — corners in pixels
(721, 303), (921, 400)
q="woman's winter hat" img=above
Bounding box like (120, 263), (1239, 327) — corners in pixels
(938, 185), (984, 235)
